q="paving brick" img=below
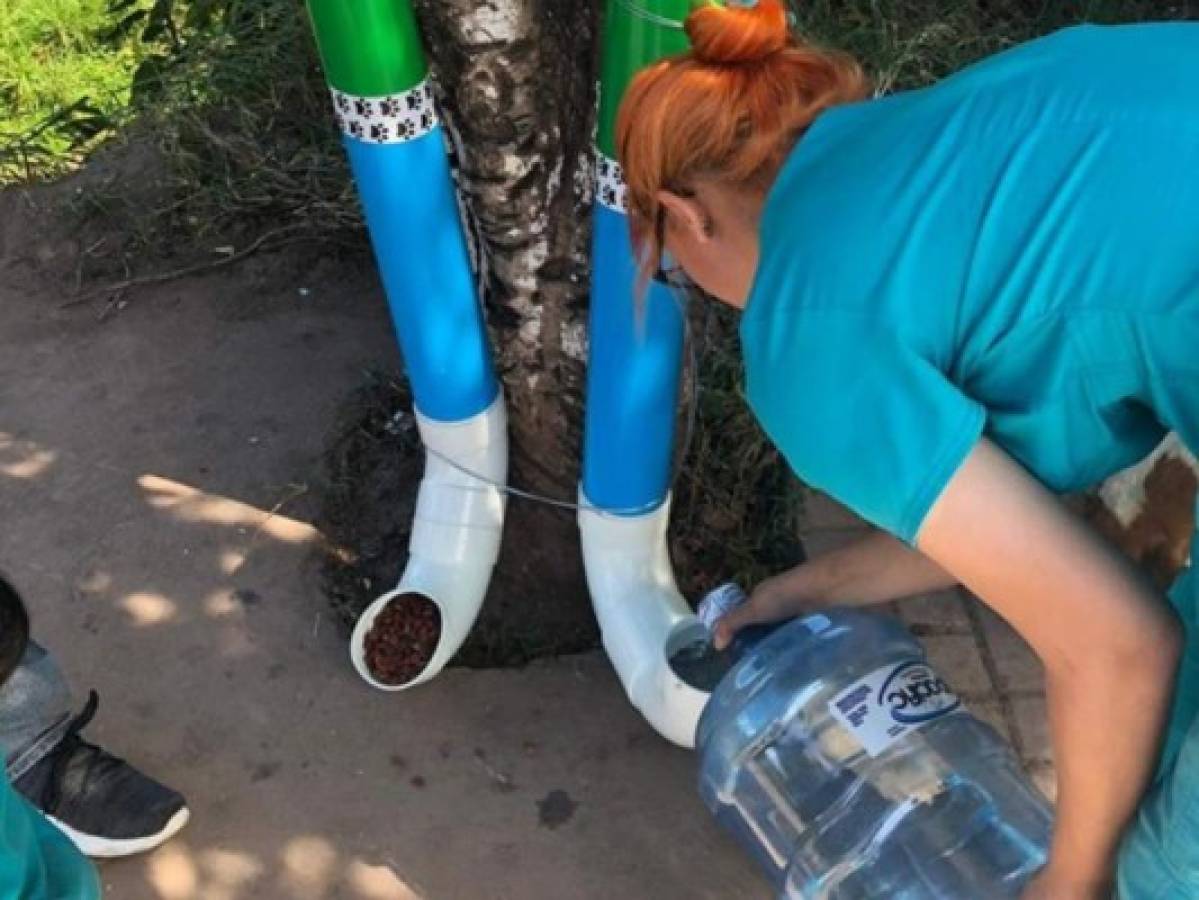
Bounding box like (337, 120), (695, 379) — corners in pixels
(799, 488), (868, 532)
(1025, 759), (1058, 804)
(1011, 696), (1053, 763)
(896, 589), (973, 636)
(922, 634), (995, 698)
(966, 699), (1013, 744)
(972, 601), (1045, 693)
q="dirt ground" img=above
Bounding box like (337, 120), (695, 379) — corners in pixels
(0, 178), (768, 898)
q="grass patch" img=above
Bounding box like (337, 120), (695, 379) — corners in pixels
(0, 0), (142, 180)
(794, 0), (1195, 92)
(109, 0), (352, 252)
(5, 0), (352, 263)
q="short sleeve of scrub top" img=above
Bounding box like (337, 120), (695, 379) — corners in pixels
(743, 309), (986, 544)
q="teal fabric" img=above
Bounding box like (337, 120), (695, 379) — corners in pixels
(741, 22), (1199, 545)
(0, 766), (100, 899)
(1119, 537), (1199, 899)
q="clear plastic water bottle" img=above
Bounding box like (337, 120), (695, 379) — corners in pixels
(695, 587), (1052, 899)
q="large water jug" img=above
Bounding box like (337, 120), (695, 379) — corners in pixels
(695, 603), (1053, 899)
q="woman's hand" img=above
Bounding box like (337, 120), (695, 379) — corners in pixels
(712, 530), (959, 650)
(712, 569), (805, 649)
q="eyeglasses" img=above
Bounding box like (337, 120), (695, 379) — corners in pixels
(654, 258), (708, 313)
(653, 260), (691, 290)
(651, 206), (703, 303)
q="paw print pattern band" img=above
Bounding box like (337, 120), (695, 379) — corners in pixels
(330, 79), (438, 145)
(595, 151), (627, 214)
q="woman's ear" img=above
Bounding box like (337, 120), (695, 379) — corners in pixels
(657, 190), (715, 244)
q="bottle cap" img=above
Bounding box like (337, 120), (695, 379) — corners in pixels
(697, 582), (749, 633)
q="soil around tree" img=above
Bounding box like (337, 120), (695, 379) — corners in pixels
(314, 375), (601, 668)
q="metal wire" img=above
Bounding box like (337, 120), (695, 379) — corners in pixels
(419, 286), (704, 518)
(611, 0), (687, 30)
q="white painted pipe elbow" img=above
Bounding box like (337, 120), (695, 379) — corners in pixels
(351, 397), (507, 689)
(578, 493), (711, 748)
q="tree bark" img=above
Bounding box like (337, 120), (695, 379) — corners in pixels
(412, 0), (600, 492)
(411, 0), (605, 660)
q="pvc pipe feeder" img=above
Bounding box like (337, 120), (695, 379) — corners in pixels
(351, 400), (508, 689)
(579, 493), (711, 747)
(305, 0), (507, 689)
(581, 0), (712, 747)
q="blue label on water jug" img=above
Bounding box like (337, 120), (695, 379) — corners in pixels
(829, 660), (961, 757)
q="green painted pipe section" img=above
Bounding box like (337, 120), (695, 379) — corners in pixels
(596, 0), (692, 158)
(306, 0), (427, 97)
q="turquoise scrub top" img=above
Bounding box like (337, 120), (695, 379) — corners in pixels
(0, 768), (100, 899)
(742, 23), (1199, 544)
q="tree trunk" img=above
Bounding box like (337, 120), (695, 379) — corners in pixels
(410, 0), (605, 662)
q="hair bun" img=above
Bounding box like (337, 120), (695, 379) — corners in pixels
(685, 0), (789, 65)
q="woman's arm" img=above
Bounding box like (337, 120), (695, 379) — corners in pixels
(918, 438), (1180, 896)
(717, 437), (1180, 893)
(713, 530), (957, 648)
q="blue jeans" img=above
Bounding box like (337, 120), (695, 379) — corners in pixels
(0, 642), (73, 782)
(1118, 544), (1199, 898)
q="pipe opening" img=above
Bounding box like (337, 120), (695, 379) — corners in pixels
(361, 591), (443, 687)
(666, 620), (734, 693)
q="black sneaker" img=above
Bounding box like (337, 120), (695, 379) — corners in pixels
(14, 690), (190, 858)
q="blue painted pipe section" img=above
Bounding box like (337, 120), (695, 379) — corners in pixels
(582, 203), (685, 513)
(344, 130), (498, 423)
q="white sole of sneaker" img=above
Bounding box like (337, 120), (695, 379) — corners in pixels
(49, 806), (191, 858)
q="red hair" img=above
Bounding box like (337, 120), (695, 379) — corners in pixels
(616, 0), (869, 275)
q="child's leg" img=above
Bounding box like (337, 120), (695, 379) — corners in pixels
(0, 642), (73, 782)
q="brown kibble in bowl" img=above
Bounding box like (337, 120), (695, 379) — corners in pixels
(363, 593), (442, 685)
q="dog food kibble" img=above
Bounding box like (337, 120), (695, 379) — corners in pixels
(363, 593), (441, 685)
